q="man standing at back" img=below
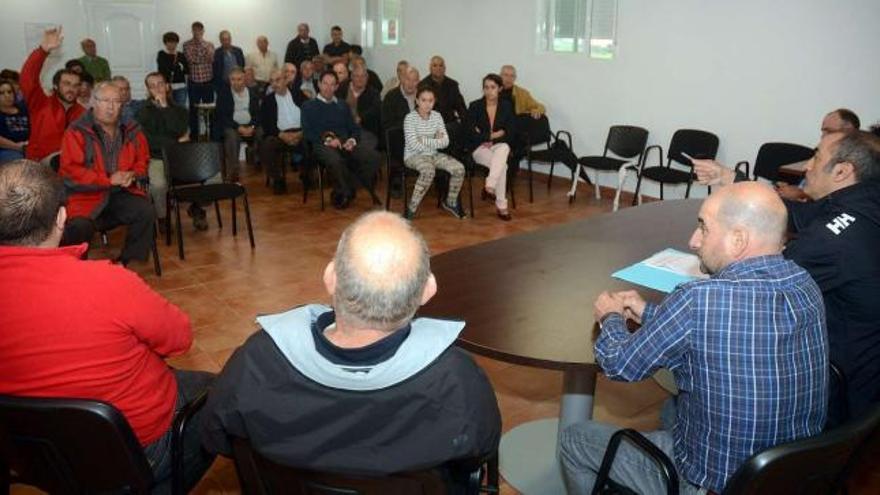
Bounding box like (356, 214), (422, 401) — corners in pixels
(20, 26), (85, 166)
(695, 130), (880, 424)
(77, 38), (111, 83)
(284, 23), (320, 68)
(182, 21), (215, 137)
(213, 30), (245, 90)
(201, 211), (500, 486)
(245, 35), (277, 96)
(0, 160), (215, 493)
(561, 182), (828, 494)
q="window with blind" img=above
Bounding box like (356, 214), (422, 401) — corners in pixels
(537, 0), (618, 59)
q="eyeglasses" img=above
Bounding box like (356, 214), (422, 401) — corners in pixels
(95, 98), (124, 106)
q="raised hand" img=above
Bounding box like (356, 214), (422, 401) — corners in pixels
(41, 26), (64, 53)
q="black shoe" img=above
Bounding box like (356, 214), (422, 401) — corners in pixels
(272, 178), (288, 195)
(496, 208), (512, 221)
(481, 188), (497, 202)
(188, 204), (208, 231)
(403, 207), (416, 220)
(332, 191), (351, 209)
(442, 200), (467, 219)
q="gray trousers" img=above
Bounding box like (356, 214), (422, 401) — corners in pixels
(403, 153), (465, 211)
(559, 399), (707, 495)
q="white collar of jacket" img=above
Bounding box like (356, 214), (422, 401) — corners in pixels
(258, 304), (465, 391)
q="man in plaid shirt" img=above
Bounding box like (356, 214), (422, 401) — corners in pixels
(182, 21), (215, 137)
(561, 181), (828, 494)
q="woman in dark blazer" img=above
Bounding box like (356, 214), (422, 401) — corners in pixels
(468, 73), (515, 220)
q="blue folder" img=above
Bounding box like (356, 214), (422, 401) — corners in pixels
(612, 251), (701, 293)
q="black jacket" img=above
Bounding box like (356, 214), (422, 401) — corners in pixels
(212, 46), (245, 88)
(284, 37), (319, 67)
(200, 328), (500, 476)
(214, 85), (259, 135)
(259, 90), (305, 138)
(466, 97), (515, 148)
(784, 180), (880, 422)
(381, 87), (412, 137)
(156, 51), (188, 85)
(418, 76), (467, 124)
(135, 100), (188, 158)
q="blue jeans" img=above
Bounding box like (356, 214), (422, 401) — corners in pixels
(172, 87), (188, 108)
(559, 399), (708, 494)
(142, 369), (216, 494)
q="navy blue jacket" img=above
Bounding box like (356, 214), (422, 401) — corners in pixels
(784, 180), (880, 422)
(301, 97), (361, 145)
(214, 85), (259, 137)
(212, 46), (245, 88)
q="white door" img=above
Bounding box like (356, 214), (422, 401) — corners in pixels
(83, 0), (157, 99)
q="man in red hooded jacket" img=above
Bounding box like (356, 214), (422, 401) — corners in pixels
(20, 26), (85, 165)
(59, 81), (154, 264)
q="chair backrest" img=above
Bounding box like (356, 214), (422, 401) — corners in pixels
(667, 129), (719, 166)
(721, 401), (880, 495)
(752, 142), (815, 182)
(384, 126), (405, 170)
(605, 125), (649, 160)
(162, 141), (223, 184)
(0, 394), (154, 494)
(518, 114), (552, 147)
(230, 437), (449, 495)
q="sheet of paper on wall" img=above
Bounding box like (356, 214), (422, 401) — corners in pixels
(612, 248), (709, 293)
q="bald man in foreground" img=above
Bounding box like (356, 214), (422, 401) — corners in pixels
(561, 182), (828, 494)
(201, 212), (501, 484)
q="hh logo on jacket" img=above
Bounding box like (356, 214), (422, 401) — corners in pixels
(826, 213), (856, 235)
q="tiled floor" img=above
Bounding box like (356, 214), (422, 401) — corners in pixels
(12, 163), (879, 494)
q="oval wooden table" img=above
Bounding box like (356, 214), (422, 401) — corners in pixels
(422, 199), (701, 494)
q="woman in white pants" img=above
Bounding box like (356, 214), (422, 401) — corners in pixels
(467, 73), (515, 221)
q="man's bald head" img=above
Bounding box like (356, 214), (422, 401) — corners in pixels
(690, 182), (787, 274)
(328, 212), (434, 330)
(714, 181), (788, 250)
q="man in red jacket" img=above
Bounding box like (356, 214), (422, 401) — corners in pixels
(20, 26), (85, 165)
(59, 81), (155, 265)
(0, 159), (215, 492)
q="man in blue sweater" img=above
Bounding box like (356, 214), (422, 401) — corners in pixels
(302, 70), (380, 209)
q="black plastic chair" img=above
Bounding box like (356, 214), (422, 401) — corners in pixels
(518, 115), (577, 202)
(575, 125), (649, 204)
(721, 401), (880, 495)
(0, 392), (207, 495)
(734, 142), (814, 185)
(591, 428), (679, 495)
(162, 142), (255, 260)
(384, 125), (472, 216)
(632, 129), (719, 204)
(592, 394), (880, 495)
(230, 436), (497, 495)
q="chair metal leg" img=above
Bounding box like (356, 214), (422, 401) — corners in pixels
(318, 165), (325, 211)
(243, 194), (256, 249)
(632, 175), (644, 206)
(547, 161), (555, 192)
(165, 197), (172, 245)
(231, 198), (238, 236)
(685, 180), (693, 198)
(401, 168), (408, 214)
(660, 182), (665, 200)
(385, 165), (393, 211)
(151, 223), (162, 276)
(468, 165), (475, 218)
(527, 157), (534, 203)
(175, 200), (185, 260)
(214, 201), (222, 229)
